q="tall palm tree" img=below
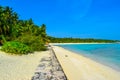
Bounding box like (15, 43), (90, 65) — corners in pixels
(40, 24), (47, 43)
(0, 6), (18, 41)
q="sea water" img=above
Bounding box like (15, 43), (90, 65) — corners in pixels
(58, 44), (120, 71)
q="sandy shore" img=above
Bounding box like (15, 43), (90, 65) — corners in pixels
(53, 46), (120, 80)
(50, 43), (112, 45)
(0, 51), (49, 80)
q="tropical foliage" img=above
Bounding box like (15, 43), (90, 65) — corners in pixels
(0, 6), (48, 54)
(1, 41), (32, 55)
(0, 6), (18, 40)
(16, 34), (47, 51)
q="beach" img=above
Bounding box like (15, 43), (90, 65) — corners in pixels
(0, 51), (49, 80)
(49, 43), (112, 45)
(1, 45), (120, 80)
(52, 46), (120, 80)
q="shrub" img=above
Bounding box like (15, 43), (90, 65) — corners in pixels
(16, 34), (47, 51)
(30, 39), (47, 51)
(1, 41), (32, 55)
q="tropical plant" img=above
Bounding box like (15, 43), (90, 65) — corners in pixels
(0, 6), (18, 41)
(16, 34), (47, 51)
(0, 5), (48, 47)
(1, 41), (32, 55)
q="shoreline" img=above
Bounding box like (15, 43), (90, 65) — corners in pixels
(50, 43), (114, 45)
(54, 43), (120, 71)
(52, 46), (120, 80)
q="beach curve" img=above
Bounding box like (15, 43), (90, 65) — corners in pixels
(52, 46), (120, 80)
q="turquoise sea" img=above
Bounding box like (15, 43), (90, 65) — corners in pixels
(58, 44), (120, 71)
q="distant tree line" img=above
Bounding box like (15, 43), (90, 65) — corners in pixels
(48, 36), (117, 43)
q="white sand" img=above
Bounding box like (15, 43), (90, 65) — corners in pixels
(0, 51), (49, 80)
(53, 46), (120, 80)
(50, 43), (112, 45)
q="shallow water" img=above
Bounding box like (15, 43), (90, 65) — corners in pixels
(59, 44), (120, 71)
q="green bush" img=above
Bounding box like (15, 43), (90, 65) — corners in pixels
(1, 41), (32, 55)
(16, 34), (47, 51)
(30, 39), (47, 51)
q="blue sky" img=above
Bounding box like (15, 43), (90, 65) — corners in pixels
(0, 0), (120, 40)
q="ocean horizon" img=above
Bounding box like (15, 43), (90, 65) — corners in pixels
(58, 43), (120, 71)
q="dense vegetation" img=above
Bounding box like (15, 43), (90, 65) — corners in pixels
(0, 6), (48, 54)
(48, 37), (117, 43)
(1, 41), (32, 55)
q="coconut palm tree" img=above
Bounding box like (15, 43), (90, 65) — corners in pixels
(0, 6), (19, 41)
(40, 24), (47, 43)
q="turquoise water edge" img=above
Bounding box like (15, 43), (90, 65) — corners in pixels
(58, 44), (120, 71)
